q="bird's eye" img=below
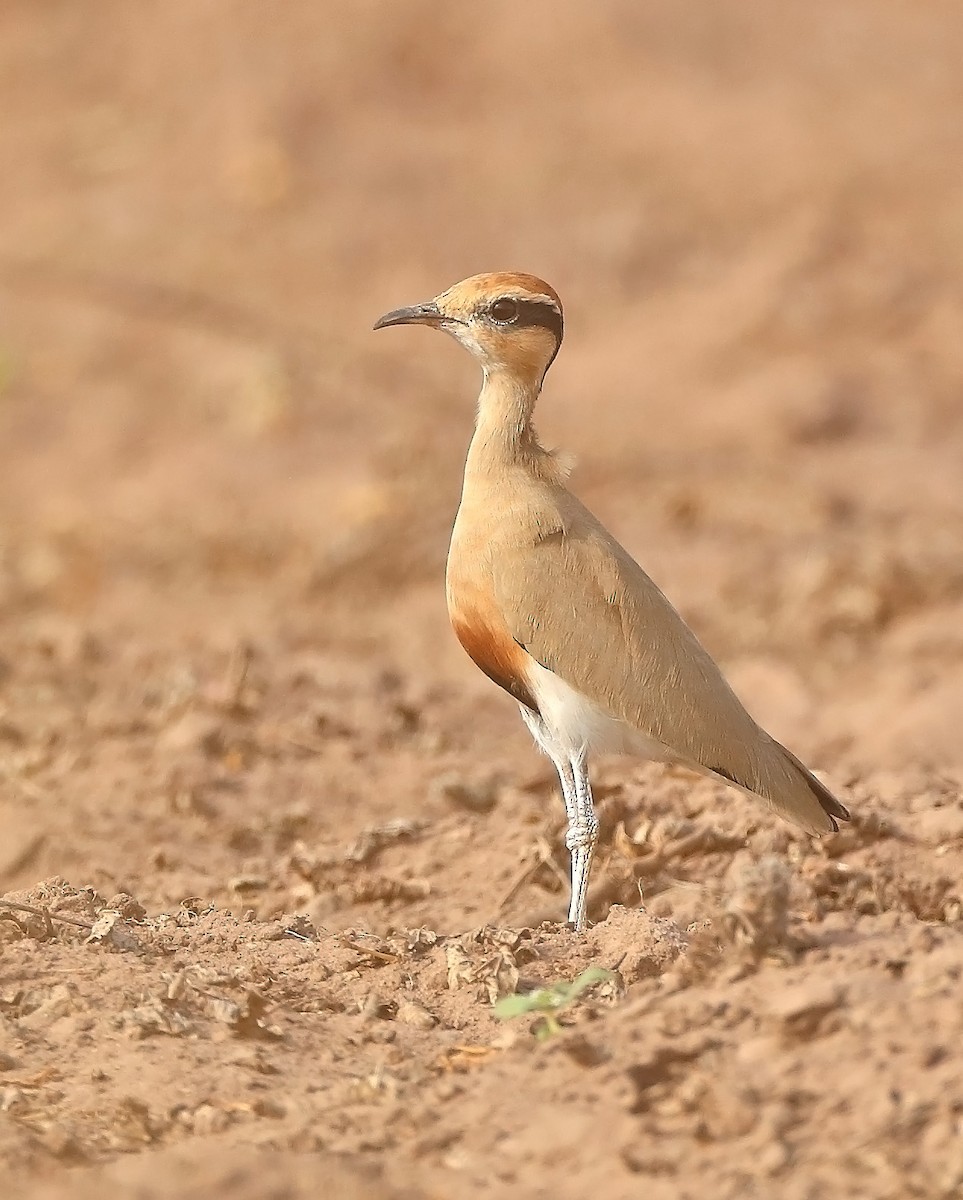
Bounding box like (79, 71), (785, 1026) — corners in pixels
(489, 297), (519, 324)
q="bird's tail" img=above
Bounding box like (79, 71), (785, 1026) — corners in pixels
(708, 737), (851, 835)
(778, 743), (851, 831)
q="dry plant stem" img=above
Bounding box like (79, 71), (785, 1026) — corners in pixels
(338, 936), (399, 963)
(496, 855), (546, 915)
(224, 642), (252, 711)
(496, 837), (565, 914)
(0, 898), (94, 932)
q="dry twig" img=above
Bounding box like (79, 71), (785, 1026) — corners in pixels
(0, 898), (94, 933)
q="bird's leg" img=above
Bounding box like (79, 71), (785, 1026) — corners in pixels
(519, 706), (586, 929)
(519, 709), (598, 931)
(552, 754), (589, 930)
(567, 747), (599, 933)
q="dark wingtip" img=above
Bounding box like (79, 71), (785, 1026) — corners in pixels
(709, 748), (851, 834)
(784, 747), (851, 829)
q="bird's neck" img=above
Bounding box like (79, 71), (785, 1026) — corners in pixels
(466, 368), (543, 475)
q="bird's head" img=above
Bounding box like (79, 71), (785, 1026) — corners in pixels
(374, 272), (564, 386)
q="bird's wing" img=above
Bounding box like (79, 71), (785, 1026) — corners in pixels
(494, 517), (847, 834)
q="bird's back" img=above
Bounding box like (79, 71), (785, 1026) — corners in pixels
(448, 461), (848, 834)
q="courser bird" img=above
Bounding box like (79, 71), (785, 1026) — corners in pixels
(374, 272), (850, 932)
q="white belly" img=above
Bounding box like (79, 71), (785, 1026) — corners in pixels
(524, 657), (675, 763)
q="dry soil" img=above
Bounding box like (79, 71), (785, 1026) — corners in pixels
(2, 4), (963, 1198)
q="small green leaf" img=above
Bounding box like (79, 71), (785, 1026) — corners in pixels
(492, 967), (616, 1028)
(493, 993), (542, 1020)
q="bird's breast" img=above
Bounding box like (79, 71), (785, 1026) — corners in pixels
(446, 573), (538, 713)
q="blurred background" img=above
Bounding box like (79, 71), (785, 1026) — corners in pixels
(2, 0), (963, 882)
(4, 6), (963, 1196)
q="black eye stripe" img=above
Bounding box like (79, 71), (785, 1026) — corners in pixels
(496, 298), (563, 341)
(519, 299), (563, 342)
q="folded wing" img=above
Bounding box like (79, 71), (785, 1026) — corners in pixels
(495, 513), (848, 834)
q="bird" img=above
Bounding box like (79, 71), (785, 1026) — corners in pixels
(374, 272), (850, 933)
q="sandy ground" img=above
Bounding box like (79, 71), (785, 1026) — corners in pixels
(2, 2), (963, 1197)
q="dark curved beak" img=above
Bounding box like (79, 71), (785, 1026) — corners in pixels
(373, 301), (442, 331)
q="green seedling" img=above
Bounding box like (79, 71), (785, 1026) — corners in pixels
(493, 966), (615, 1041)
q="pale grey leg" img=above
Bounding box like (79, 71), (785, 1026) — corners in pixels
(566, 747), (599, 933)
(520, 706), (597, 933)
